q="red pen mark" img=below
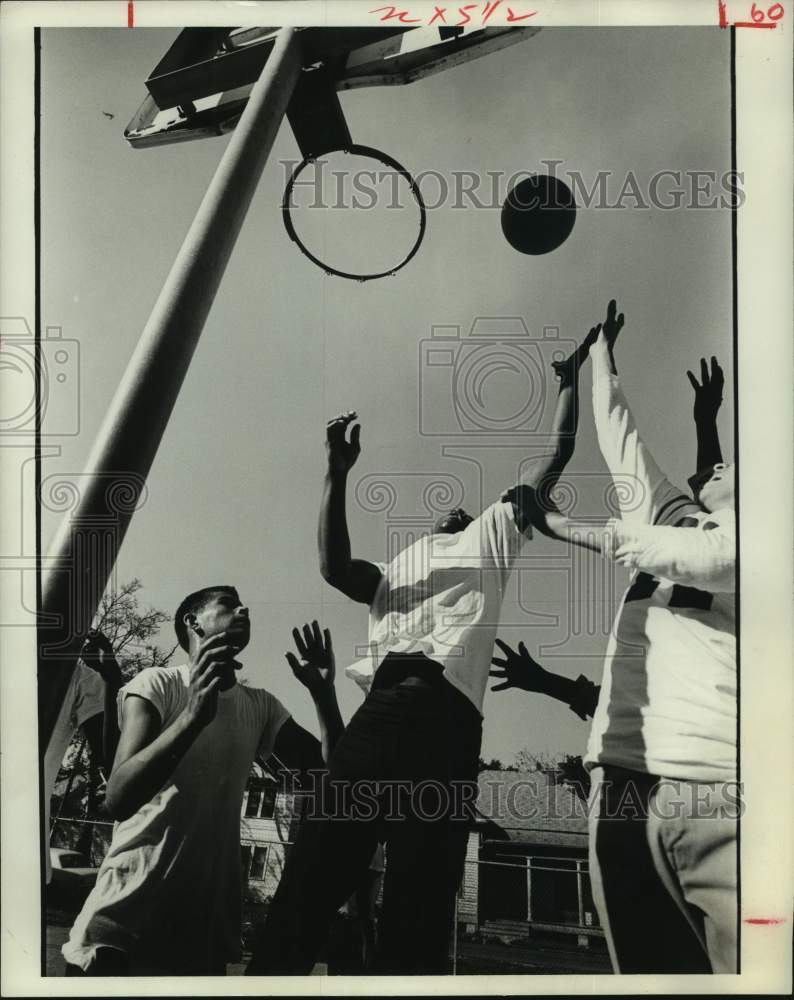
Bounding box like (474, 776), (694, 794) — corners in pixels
(482, 0), (503, 23)
(428, 5), (447, 24)
(506, 6), (537, 19)
(127, 0), (134, 27)
(369, 5), (422, 22)
(744, 917), (787, 925)
(456, 4), (478, 26)
(720, 0), (784, 26)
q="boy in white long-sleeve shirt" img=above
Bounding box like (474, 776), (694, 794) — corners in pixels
(510, 300), (736, 974)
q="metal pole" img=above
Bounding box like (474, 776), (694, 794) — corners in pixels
(526, 856), (532, 923)
(39, 28), (303, 748)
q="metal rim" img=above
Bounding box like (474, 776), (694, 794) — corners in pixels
(281, 144), (427, 282)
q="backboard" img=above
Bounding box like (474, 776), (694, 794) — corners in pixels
(124, 26), (540, 154)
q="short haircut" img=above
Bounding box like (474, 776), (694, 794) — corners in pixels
(174, 585), (239, 651)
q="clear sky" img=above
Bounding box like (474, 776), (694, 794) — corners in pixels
(41, 26), (734, 763)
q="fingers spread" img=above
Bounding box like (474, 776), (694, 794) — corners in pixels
(493, 638), (514, 657)
(292, 627), (307, 657)
(491, 681), (510, 692)
(686, 370), (699, 390)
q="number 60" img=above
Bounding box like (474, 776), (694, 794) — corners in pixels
(751, 2), (784, 20)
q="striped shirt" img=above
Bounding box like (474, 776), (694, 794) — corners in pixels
(585, 372), (736, 782)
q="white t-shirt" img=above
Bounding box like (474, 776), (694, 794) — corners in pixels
(62, 665), (290, 973)
(585, 369), (736, 782)
(345, 501), (528, 713)
(44, 663), (106, 884)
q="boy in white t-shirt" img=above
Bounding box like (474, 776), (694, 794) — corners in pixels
(247, 323), (598, 976)
(62, 587), (343, 976)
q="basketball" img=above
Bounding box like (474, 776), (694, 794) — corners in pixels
(501, 174), (577, 255)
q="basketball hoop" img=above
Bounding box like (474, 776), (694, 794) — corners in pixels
(281, 144), (427, 282)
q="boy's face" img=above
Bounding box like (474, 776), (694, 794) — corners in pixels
(698, 463), (735, 513)
(434, 508), (474, 534)
(195, 591), (251, 652)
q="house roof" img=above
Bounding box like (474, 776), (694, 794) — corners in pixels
(476, 769), (589, 847)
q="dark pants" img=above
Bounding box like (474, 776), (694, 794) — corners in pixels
(64, 946), (226, 976)
(246, 653), (482, 976)
(65, 948), (130, 976)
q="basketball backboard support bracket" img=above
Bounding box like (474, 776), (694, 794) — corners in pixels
(125, 26), (540, 150)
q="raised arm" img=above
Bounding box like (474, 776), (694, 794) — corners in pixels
(591, 301), (688, 526)
(282, 621), (344, 766)
(510, 325), (597, 532)
(319, 411), (382, 605)
(512, 491), (735, 593)
(686, 356), (724, 473)
(105, 633), (233, 820)
(490, 638), (600, 720)
(78, 630), (123, 771)
(521, 326), (598, 492)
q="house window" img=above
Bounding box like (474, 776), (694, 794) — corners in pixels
(240, 844), (253, 877)
(244, 782), (277, 819)
(245, 788), (262, 817)
(260, 784), (277, 819)
(250, 846), (269, 881)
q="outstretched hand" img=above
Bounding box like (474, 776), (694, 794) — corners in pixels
(490, 639), (549, 693)
(286, 621), (335, 697)
(551, 325), (601, 385)
(686, 357), (724, 423)
(602, 298), (625, 352)
(589, 299), (625, 375)
(326, 412), (361, 475)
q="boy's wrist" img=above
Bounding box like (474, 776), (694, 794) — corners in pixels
(543, 672), (576, 704)
(103, 662), (123, 686)
(312, 685), (338, 710)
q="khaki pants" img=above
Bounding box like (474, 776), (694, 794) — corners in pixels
(588, 765), (738, 974)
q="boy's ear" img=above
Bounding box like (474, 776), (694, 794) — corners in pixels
(184, 612), (202, 637)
